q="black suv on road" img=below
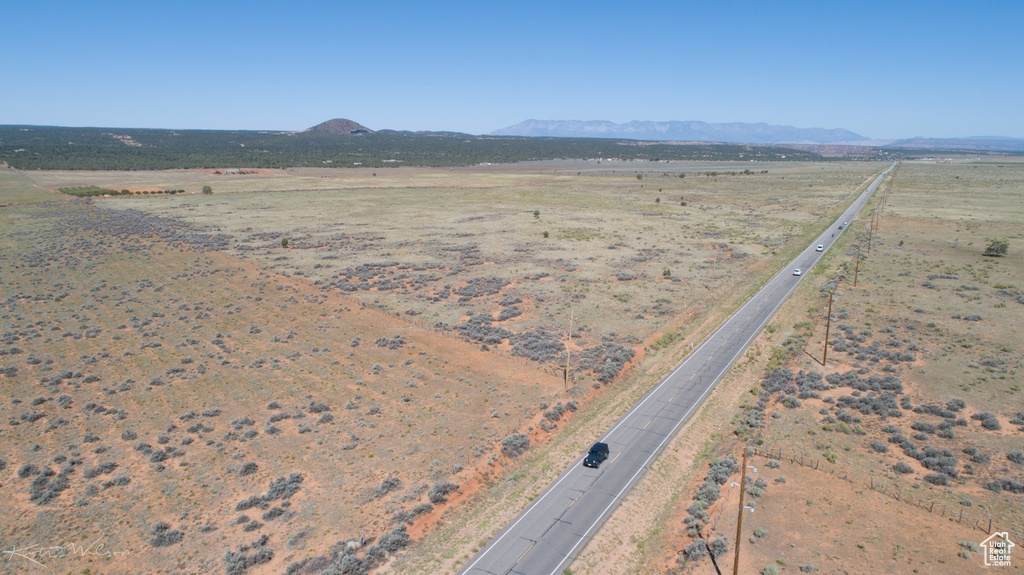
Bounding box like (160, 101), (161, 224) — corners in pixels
(583, 442), (610, 468)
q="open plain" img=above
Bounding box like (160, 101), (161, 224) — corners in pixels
(4, 158), (1018, 574)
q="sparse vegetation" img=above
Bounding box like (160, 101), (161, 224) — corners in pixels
(224, 534), (274, 575)
(983, 238), (1008, 257)
(972, 411), (1002, 430)
(501, 433), (530, 457)
(150, 522), (184, 547)
(682, 456), (738, 537)
(428, 481), (460, 504)
(374, 475), (402, 499)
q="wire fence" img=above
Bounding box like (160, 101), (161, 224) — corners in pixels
(750, 445), (995, 535)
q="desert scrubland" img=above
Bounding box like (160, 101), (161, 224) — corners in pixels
(9, 159), (1015, 575)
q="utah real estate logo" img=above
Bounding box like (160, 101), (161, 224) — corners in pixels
(980, 532), (1014, 567)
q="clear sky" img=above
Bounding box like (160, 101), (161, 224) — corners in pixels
(3, 1), (1021, 139)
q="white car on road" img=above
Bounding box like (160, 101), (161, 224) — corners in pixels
(793, 269), (802, 276)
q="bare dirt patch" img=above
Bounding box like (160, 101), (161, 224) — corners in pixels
(723, 452), (992, 575)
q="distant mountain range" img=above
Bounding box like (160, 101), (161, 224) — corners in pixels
(491, 119), (1024, 152)
(492, 119), (867, 145)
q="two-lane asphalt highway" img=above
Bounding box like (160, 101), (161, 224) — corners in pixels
(459, 165), (895, 575)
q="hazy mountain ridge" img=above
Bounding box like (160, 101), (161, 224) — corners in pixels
(492, 119), (867, 144)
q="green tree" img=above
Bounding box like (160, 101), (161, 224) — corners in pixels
(281, 238), (289, 248)
(201, 185), (212, 194)
(984, 238), (1008, 257)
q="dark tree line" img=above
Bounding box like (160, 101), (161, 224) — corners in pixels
(0, 125), (826, 170)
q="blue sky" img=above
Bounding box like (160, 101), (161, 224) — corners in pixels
(3, 1), (1022, 139)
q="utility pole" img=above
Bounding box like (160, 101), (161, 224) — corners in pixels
(823, 289), (833, 366)
(565, 302), (573, 390)
(853, 245), (861, 287)
(879, 162), (897, 227)
(711, 248), (718, 286)
(732, 448), (749, 575)
(867, 216), (873, 254)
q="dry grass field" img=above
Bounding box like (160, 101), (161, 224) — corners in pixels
(1, 159), (903, 574)
(28, 161), (881, 388)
